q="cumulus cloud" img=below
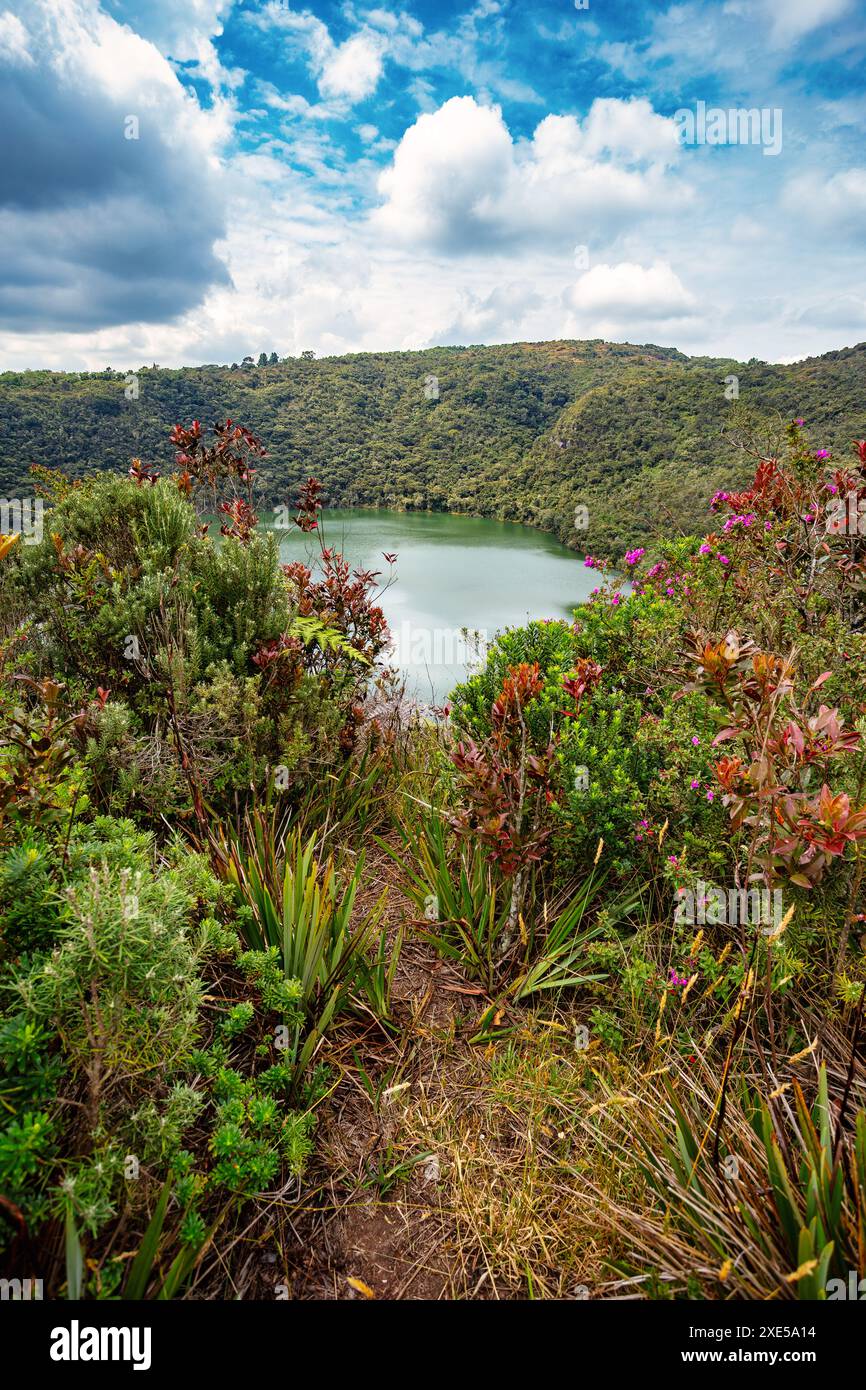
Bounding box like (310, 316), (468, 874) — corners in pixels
(567, 261), (699, 322)
(248, 3), (388, 104)
(371, 95), (687, 253)
(109, 0), (233, 58)
(319, 32), (384, 101)
(0, 0), (229, 331)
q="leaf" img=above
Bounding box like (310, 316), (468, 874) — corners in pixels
(807, 672), (832, 694)
(347, 1276), (376, 1299)
(65, 1206), (84, 1300)
(123, 1181), (171, 1300)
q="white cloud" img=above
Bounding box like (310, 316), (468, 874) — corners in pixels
(600, 0), (857, 86)
(249, 4), (386, 105)
(372, 96), (688, 253)
(319, 32), (384, 101)
(0, 11), (35, 65)
(250, 0), (541, 110)
(431, 281), (544, 345)
(110, 0), (243, 89)
(759, 0), (853, 46)
(110, 0), (234, 60)
(567, 261), (699, 321)
(783, 168), (866, 233)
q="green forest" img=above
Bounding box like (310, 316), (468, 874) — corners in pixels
(3, 338), (865, 558)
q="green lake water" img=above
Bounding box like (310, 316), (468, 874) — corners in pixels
(263, 508), (597, 703)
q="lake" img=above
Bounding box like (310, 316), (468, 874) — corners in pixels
(264, 508), (596, 703)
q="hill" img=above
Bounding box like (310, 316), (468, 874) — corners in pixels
(2, 338), (865, 557)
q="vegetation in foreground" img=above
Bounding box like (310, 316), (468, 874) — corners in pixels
(1, 412), (865, 1300)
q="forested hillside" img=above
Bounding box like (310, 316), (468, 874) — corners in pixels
(2, 339), (865, 557)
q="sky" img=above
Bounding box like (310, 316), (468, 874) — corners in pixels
(1, 0), (865, 369)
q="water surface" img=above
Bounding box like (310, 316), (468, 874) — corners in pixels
(264, 508), (595, 702)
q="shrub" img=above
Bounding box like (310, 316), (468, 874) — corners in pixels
(14, 860), (204, 1124)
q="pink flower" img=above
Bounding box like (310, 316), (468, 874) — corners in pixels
(690, 779), (700, 790)
(691, 736), (700, 746)
(718, 555), (730, 565)
(699, 542), (711, 555)
(706, 790), (714, 803)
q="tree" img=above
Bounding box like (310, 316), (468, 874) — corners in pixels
(257, 352), (268, 367)
(268, 352), (279, 366)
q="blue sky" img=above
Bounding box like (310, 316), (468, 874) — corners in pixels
(1, 0), (865, 367)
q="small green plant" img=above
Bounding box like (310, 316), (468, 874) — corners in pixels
(383, 807), (510, 991)
(220, 815), (386, 1073)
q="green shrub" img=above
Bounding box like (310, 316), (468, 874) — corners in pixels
(15, 861), (204, 1115)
